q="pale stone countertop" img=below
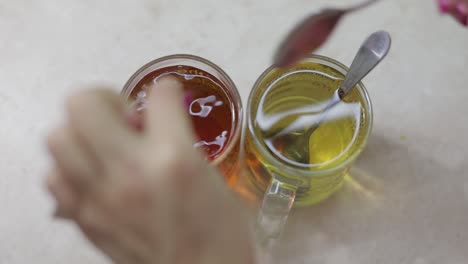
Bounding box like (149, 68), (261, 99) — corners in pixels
(1, 0), (467, 263)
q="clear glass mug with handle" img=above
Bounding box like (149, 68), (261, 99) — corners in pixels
(121, 54), (243, 186)
(242, 54), (373, 245)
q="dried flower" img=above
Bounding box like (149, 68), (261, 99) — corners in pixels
(438, 0), (468, 26)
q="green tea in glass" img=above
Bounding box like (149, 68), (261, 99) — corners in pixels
(243, 55), (373, 243)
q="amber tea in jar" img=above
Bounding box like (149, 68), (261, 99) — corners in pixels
(121, 54), (243, 185)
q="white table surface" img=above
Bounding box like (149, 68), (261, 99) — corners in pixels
(1, 0), (467, 263)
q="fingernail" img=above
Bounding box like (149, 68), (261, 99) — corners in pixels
(155, 75), (183, 89)
(151, 76), (183, 99)
(151, 76), (186, 108)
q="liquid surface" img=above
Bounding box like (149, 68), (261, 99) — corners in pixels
(244, 61), (370, 206)
(255, 66), (363, 169)
(128, 65), (237, 161)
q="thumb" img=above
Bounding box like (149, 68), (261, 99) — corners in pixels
(145, 76), (196, 146)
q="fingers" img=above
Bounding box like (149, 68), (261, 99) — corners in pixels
(47, 126), (98, 190)
(125, 111), (144, 132)
(46, 168), (79, 218)
(76, 203), (153, 263)
(79, 222), (134, 264)
(145, 76), (195, 147)
(67, 88), (139, 165)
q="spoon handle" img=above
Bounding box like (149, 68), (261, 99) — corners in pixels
(338, 31), (392, 97)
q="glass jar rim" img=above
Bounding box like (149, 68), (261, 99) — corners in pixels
(121, 54), (243, 166)
(246, 54), (373, 177)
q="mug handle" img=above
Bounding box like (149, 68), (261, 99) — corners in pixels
(255, 176), (297, 247)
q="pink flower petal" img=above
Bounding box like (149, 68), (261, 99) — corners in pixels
(438, 0), (454, 13)
(456, 2), (468, 15)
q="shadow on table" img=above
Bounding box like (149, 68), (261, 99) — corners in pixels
(269, 133), (468, 264)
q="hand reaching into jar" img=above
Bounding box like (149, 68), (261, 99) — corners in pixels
(46, 77), (255, 264)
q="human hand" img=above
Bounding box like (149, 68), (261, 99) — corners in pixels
(46, 77), (254, 264)
(438, 0), (468, 26)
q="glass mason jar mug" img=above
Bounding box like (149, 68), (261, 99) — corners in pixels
(243, 54), (373, 244)
(121, 54), (243, 185)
